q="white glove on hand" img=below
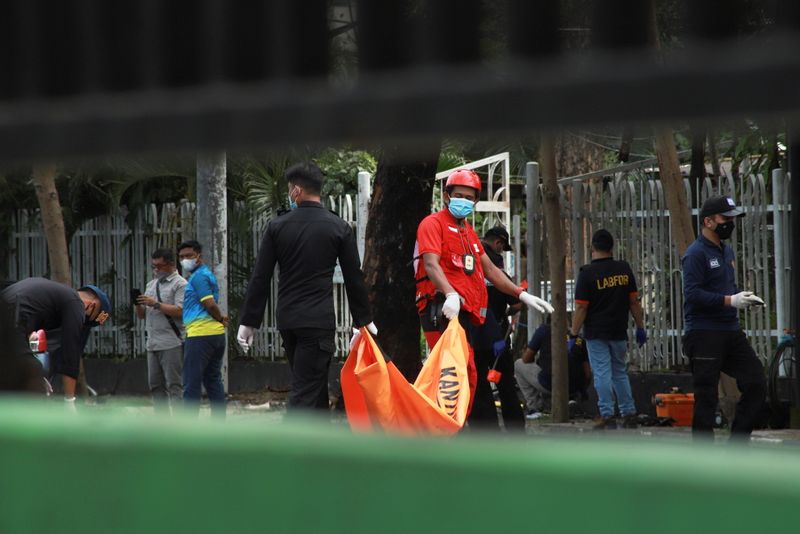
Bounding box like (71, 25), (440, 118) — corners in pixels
(237, 325), (255, 353)
(64, 397), (77, 413)
(349, 323), (378, 352)
(519, 291), (555, 314)
(442, 292), (461, 320)
(730, 291), (765, 309)
(348, 328), (362, 352)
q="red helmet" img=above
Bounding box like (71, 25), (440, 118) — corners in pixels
(445, 169), (481, 193)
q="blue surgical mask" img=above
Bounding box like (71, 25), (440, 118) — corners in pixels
(448, 198), (475, 219)
(288, 186), (298, 210)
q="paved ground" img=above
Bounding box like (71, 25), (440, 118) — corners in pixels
(84, 393), (800, 446)
(523, 415), (800, 446)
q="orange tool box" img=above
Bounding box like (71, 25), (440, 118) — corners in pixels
(653, 391), (695, 427)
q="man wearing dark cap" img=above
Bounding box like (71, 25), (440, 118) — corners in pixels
(467, 226), (525, 431)
(570, 229), (647, 429)
(481, 226), (521, 330)
(682, 195), (765, 439)
(483, 226), (512, 253)
(0, 278), (110, 404)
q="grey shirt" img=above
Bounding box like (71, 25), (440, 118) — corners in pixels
(144, 271), (187, 351)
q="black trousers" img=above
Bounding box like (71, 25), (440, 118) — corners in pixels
(469, 346), (525, 431)
(683, 329), (765, 438)
(280, 328), (336, 412)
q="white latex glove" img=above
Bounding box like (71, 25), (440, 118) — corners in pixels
(519, 291), (555, 314)
(730, 291), (765, 309)
(366, 322), (378, 336)
(237, 325), (255, 353)
(349, 328), (362, 352)
(43, 377), (53, 396)
(442, 292), (461, 320)
(64, 396), (77, 413)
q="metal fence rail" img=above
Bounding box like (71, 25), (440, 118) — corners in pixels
(527, 166), (793, 371)
(8, 196), (362, 360)
(7, 169), (792, 369)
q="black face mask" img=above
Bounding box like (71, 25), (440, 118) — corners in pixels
(714, 221), (735, 240)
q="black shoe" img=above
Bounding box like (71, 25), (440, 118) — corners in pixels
(620, 414), (639, 429)
(593, 416), (617, 430)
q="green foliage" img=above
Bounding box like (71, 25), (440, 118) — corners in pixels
(62, 157), (192, 232)
(437, 135), (540, 183)
(715, 120), (785, 178)
(0, 168), (40, 210)
(229, 154), (292, 218)
(227, 147), (376, 213)
(438, 140), (468, 173)
(316, 147), (377, 197)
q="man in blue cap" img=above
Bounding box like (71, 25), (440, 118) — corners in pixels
(0, 278), (110, 404)
(682, 195), (766, 439)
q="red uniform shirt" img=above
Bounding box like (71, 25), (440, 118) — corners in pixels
(414, 208), (488, 325)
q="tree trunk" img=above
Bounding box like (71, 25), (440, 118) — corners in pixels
(654, 128), (695, 255)
(647, 0), (695, 256)
(555, 132), (606, 178)
(540, 136), (569, 423)
(555, 132), (606, 277)
(31, 163), (90, 396)
(362, 143), (440, 382)
(31, 163), (71, 284)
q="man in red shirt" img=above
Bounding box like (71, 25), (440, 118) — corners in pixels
(414, 169), (554, 410)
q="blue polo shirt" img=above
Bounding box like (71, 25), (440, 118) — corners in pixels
(682, 235), (739, 332)
(183, 264), (225, 337)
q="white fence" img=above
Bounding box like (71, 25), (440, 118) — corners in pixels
(6, 169), (792, 369)
(7, 196), (363, 360)
(527, 166), (792, 371)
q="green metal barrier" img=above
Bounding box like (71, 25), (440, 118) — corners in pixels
(1, 399), (799, 533)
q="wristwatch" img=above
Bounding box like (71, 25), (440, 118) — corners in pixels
(153, 302), (161, 310)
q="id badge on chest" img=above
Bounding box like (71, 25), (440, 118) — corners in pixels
(463, 253), (475, 275)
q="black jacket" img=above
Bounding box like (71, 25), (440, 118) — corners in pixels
(240, 201), (372, 330)
(1, 277), (86, 378)
(482, 243), (519, 330)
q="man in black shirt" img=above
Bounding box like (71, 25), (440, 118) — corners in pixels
(237, 162), (375, 411)
(482, 226), (522, 332)
(468, 226), (525, 431)
(571, 230), (647, 429)
(1, 278), (110, 402)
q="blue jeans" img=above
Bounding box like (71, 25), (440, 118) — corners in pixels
(183, 334), (226, 416)
(586, 339), (636, 418)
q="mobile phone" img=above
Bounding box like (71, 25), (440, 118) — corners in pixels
(130, 288), (142, 301)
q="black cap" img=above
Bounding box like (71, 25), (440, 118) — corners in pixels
(699, 196), (744, 219)
(484, 226), (512, 251)
(591, 229), (614, 252)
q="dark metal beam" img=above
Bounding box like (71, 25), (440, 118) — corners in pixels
(1, 36), (800, 162)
